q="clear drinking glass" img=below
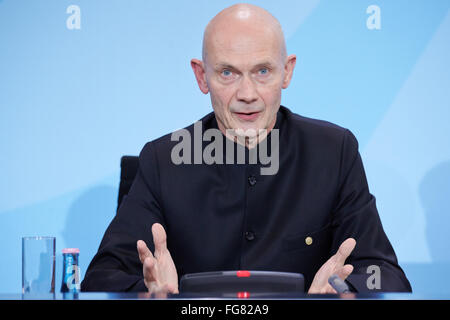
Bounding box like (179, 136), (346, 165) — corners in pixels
(22, 236), (56, 294)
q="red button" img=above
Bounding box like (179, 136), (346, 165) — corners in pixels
(237, 291), (250, 299)
(237, 270), (251, 277)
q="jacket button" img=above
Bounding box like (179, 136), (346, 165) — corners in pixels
(245, 231), (255, 241)
(305, 237), (313, 245)
(248, 175), (257, 186)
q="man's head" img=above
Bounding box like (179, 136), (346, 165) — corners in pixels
(191, 3), (296, 144)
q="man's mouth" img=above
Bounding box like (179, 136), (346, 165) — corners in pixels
(234, 111), (261, 122)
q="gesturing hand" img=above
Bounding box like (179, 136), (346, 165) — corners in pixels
(308, 238), (356, 294)
(137, 223), (179, 294)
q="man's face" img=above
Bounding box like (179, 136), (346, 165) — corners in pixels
(203, 28), (286, 135)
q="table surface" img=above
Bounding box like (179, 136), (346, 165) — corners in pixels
(1, 292), (449, 300)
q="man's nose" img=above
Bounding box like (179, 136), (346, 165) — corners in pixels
(236, 76), (258, 103)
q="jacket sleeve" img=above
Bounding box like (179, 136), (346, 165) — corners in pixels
(81, 142), (164, 292)
(331, 129), (412, 293)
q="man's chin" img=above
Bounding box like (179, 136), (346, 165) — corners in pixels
(227, 123), (269, 139)
(229, 124), (261, 134)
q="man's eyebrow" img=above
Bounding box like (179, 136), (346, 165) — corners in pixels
(252, 61), (275, 69)
(214, 63), (237, 70)
(214, 61), (276, 70)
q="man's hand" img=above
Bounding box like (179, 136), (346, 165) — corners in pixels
(308, 238), (356, 294)
(137, 223), (179, 294)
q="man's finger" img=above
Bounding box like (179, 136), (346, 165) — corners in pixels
(137, 240), (159, 285)
(143, 255), (157, 283)
(335, 238), (356, 266)
(137, 240), (154, 264)
(335, 264), (354, 282)
(152, 223), (168, 257)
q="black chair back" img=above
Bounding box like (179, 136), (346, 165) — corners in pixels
(117, 155), (139, 210)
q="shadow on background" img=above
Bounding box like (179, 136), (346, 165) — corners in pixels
(364, 160), (416, 250)
(420, 160), (450, 262)
(404, 160), (450, 294)
(62, 185), (117, 282)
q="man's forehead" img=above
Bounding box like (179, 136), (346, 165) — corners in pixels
(206, 34), (283, 66)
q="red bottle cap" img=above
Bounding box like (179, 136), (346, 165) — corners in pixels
(62, 248), (80, 254)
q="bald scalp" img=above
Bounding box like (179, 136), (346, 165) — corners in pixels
(202, 3), (287, 66)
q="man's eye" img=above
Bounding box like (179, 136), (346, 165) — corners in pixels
(222, 70), (232, 77)
(259, 68), (269, 75)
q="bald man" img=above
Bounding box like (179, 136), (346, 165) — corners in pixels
(82, 4), (411, 294)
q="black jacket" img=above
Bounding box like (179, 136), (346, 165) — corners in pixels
(81, 106), (412, 293)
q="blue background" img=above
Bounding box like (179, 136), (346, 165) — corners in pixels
(1, 0), (449, 293)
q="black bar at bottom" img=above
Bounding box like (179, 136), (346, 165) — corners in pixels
(1, 299), (448, 318)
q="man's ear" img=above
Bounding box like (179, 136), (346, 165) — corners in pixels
(191, 59), (209, 94)
(282, 54), (297, 89)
